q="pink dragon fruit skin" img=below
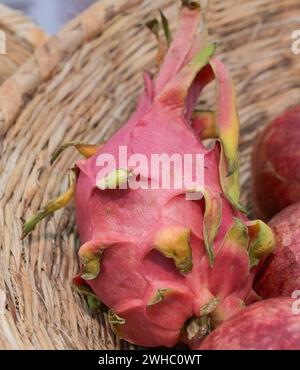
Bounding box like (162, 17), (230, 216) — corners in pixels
(196, 298), (300, 350)
(72, 2), (274, 347)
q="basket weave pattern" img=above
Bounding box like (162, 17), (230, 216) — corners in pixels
(0, 3), (47, 85)
(0, 0), (299, 349)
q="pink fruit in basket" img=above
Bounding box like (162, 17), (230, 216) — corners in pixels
(23, 1), (275, 348)
(255, 202), (300, 299)
(72, 3), (275, 347)
(252, 105), (300, 221)
(196, 298), (300, 350)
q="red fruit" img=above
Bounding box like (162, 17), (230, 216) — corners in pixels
(23, 1), (275, 348)
(255, 202), (300, 298)
(197, 298), (300, 350)
(252, 105), (300, 221)
(72, 6), (276, 347)
(73, 3), (275, 348)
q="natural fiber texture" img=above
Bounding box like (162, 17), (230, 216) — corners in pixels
(0, 0), (299, 349)
(0, 3), (47, 85)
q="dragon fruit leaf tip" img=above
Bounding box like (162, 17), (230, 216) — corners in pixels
(73, 276), (101, 311)
(157, 43), (216, 112)
(210, 58), (243, 212)
(79, 240), (105, 281)
(155, 0), (202, 93)
(247, 219), (275, 268)
(50, 141), (99, 165)
(202, 188), (222, 266)
(154, 226), (193, 275)
(148, 288), (172, 306)
(21, 168), (77, 239)
(22, 140), (99, 239)
(188, 56), (244, 212)
(159, 10), (172, 47)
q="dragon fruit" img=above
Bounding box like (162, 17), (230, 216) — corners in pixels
(197, 298), (300, 350)
(23, 1), (274, 348)
(255, 202), (300, 299)
(252, 105), (300, 221)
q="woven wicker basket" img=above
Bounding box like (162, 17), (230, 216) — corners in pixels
(0, 3), (47, 85)
(0, 0), (299, 350)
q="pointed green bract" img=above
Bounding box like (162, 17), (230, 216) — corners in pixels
(146, 17), (167, 65)
(159, 10), (172, 47)
(219, 143), (245, 213)
(51, 141), (99, 165)
(73, 276), (101, 311)
(247, 220), (275, 268)
(96, 169), (132, 190)
(80, 255), (102, 281)
(108, 310), (126, 338)
(223, 218), (249, 251)
(186, 316), (212, 341)
(156, 1), (202, 93)
(202, 188), (222, 266)
(86, 295), (101, 311)
(146, 19), (160, 39)
(200, 297), (220, 316)
(154, 226), (193, 275)
(22, 169), (77, 239)
(210, 57), (240, 176)
(79, 242), (104, 281)
(207, 58), (245, 212)
(147, 288), (172, 306)
(192, 44), (216, 72)
(158, 44), (216, 112)
(189, 59), (245, 211)
(108, 310), (126, 325)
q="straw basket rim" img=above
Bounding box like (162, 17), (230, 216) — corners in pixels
(0, 3), (47, 47)
(0, 0), (141, 136)
(0, 3), (47, 86)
